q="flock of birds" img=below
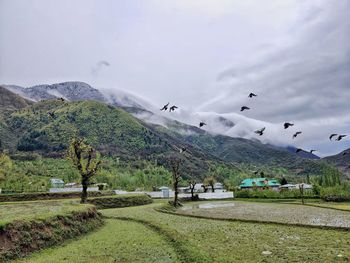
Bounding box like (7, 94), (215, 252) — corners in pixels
(42, 94), (348, 158)
(160, 92), (348, 156)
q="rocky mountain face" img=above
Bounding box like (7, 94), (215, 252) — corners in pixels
(4, 82), (107, 103)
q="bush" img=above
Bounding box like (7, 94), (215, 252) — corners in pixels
(235, 189), (317, 199)
(88, 194), (153, 209)
(320, 185), (350, 202)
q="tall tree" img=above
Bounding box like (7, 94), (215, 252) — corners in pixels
(67, 138), (101, 203)
(168, 155), (182, 207)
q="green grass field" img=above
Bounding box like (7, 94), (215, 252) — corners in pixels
(0, 199), (92, 227)
(14, 200), (350, 263)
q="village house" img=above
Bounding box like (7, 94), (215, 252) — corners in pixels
(239, 178), (281, 191)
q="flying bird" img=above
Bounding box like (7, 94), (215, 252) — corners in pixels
(160, 103), (169, 111)
(296, 148), (304, 153)
(48, 111), (55, 118)
(342, 152), (348, 156)
(293, 131), (302, 139)
(241, 106), (250, 112)
(180, 147), (187, 153)
(199, 122), (206, 128)
(310, 150), (317, 154)
(329, 134), (338, 140)
(248, 93), (257, 98)
(284, 122), (294, 129)
(169, 105), (178, 112)
(336, 135), (347, 141)
(254, 127), (266, 136)
(59, 97), (65, 102)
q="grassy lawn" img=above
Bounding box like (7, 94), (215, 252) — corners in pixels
(10, 200), (350, 262)
(178, 201), (350, 228)
(15, 219), (179, 263)
(0, 199), (92, 227)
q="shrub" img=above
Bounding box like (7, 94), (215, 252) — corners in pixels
(88, 194), (153, 209)
(320, 184), (350, 202)
(235, 189), (316, 199)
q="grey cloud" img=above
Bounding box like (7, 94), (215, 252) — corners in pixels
(0, 0), (349, 156)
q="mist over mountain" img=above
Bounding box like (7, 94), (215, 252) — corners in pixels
(1, 83), (344, 181)
(3, 81), (348, 160)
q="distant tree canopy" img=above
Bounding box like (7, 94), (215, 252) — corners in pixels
(280, 177), (288, 185)
(317, 166), (342, 187)
(204, 176), (216, 192)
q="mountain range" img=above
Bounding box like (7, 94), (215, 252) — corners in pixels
(0, 81), (348, 179)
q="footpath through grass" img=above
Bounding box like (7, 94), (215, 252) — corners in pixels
(16, 200), (350, 263)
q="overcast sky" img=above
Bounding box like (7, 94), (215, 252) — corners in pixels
(0, 0), (349, 156)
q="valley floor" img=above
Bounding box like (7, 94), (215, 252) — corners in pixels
(14, 200), (350, 263)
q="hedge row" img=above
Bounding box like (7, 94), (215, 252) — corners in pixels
(235, 189), (318, 199)
(0, 191), (115, 202)
(88, 194), (153, 209)
(0, 207), (103, 262)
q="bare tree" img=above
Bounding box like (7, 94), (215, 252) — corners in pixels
(67, 138), (102, 203)
(168, 156), (182, 207)
(189, 180), (197, 201)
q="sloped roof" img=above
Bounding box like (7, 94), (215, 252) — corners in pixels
(239, 178), (280, 188)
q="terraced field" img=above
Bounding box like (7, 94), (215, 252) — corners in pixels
(0, 199), (91, 226)
(16, 200), (350, 263)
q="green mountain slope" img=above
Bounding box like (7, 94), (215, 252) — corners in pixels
(152, 121), (334, 177)
(0, 100), (235, 179)
(324, 149), (350, 178)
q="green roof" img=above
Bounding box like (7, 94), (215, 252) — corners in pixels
(239, 178), (280, 188)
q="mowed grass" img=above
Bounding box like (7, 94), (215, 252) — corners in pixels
(15, 219), (179, 263)
(0, 199), (92, 227)
(178, 201), (350, 228)
(11, 201), (350, 262)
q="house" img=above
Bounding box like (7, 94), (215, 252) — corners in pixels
(50, 178), (64, 188)
(239, 178), (280, 191)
